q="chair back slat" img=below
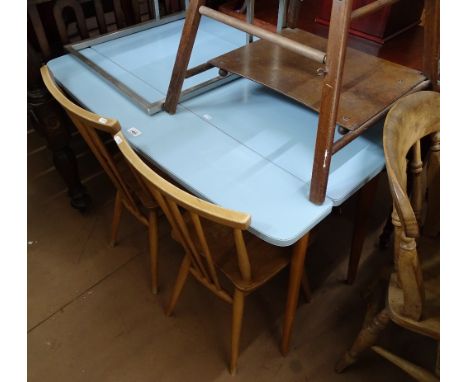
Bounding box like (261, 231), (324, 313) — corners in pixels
(28, 4), (52, 58)
(74, 115), (141, 213)
(131, 0), (142, 23)
(233, 229), (252, 282)
(53, 0), (90, 44)
(190, 212), (222, 290)
(167, 199), (211, 280)
(384, 91), (440, 321)
(423, 133), (440, 236)
(40, 66), (146, 219)
(93, 0), (108, 34)
(409, 141), (424, 225)
(112, 0), (127, 29)
(113, 130), (253, 297)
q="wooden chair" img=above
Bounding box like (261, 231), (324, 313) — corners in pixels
(335, 91), (440, 381)
(40, 65), (161, 294)
(112, 123), (313, 374)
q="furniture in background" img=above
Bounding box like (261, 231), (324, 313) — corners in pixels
(163, 0), (437, 205)
(335, 91), (440, 381)
(218, 0), (423, 71)
(27, 0), (182, 210)
(316, 0), (424, 44)
(114, 126), (314, 373)
(41, 66), (161, 294)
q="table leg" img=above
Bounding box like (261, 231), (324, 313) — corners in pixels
(346, 174), (380, 284)
(281, 231), (310, 355)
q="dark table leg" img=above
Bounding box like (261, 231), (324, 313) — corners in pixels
(28, 42), (89, 211)
(28, 88), (90, 211)
(281, 232), (310, 355)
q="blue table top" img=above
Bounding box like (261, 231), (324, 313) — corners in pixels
(47, 17), (384, 246)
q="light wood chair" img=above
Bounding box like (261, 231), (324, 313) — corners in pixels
(335, 91), (440, 381)
(112, 124), (313, 374)
(40, 65), (160, 294)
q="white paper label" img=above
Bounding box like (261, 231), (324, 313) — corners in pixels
(114, 135), (123, 145)
(128, 127), (142, 137)
(98, 117), (108, 124)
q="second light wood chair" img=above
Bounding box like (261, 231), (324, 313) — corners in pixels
(40, 65), (160, 294)
(112, 124), (312, 374)
(335, 91), (440, 381)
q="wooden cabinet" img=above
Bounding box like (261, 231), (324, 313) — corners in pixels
(316, 0), (424, 44)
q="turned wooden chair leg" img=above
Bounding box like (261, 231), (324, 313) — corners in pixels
(335, 308), (390, 373)
(346, 175), (379, 284)
(166, 255), (191, 316)
(148, 210), (159, 294)
(230, 289), (245, 375)
(110, 191), (123, 247)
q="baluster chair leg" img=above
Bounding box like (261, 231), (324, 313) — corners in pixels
(335, 308), (390, 373)
(148, 210), (159, 294)
(110, 191), (123, 247)
(230, 289), (245, 374)
(166, 254), (191, 316)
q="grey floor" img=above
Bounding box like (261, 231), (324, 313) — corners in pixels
(27, 127), (435, 381)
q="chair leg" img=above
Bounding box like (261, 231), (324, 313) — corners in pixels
(335, 308), (390, 373)
(346, 175), (379, 284)
(148, 210), (159, 294)
(166, 255), (191, 316)
(110, 191), (123, 247)
(230, 289), (245, 375)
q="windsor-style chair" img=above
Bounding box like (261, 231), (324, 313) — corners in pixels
(112, 124), (314, 374)
(335, 91), (440, 381)
(40, 65), (161, 294)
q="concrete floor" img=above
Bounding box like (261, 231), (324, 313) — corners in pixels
(27, 128), (435, 381)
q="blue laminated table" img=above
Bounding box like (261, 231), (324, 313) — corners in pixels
(47, 16), (385, 354)
(48, 17), (384, 247)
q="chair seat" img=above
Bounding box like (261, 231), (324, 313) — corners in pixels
(179, 217), (292, 293)
(387, 236), (440, 340)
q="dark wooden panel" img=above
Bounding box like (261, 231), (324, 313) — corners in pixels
(210, 28), (426, 131)
(316, 0), (424, 44)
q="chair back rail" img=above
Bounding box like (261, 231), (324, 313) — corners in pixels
(40, 65), (148, 221)
(113, 128), (253, 300)
(28, 0), (168, 60)
(383, 91), (440, 321)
